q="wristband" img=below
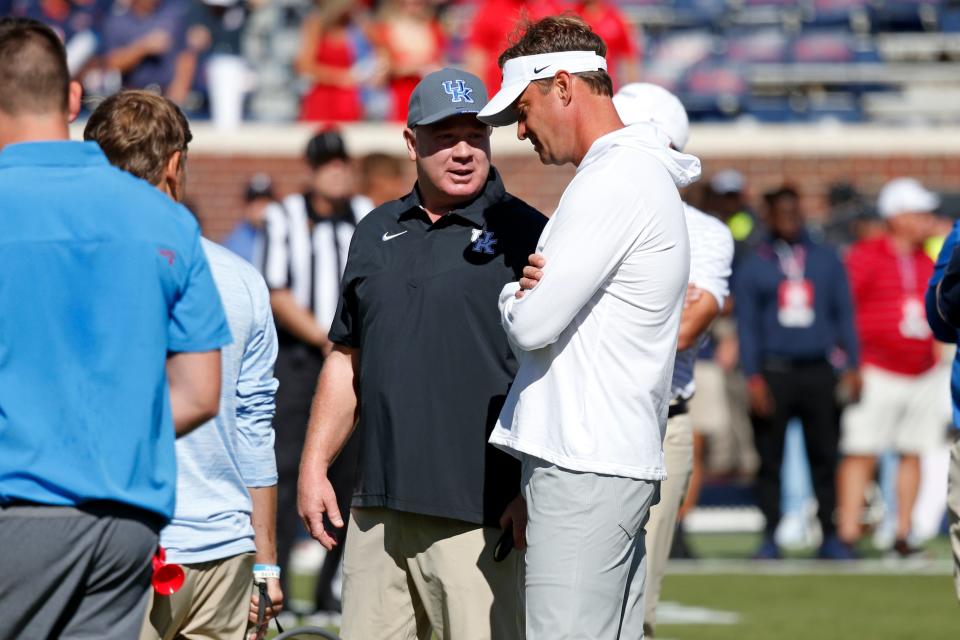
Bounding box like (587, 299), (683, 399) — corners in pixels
(253, 564), (281, 582)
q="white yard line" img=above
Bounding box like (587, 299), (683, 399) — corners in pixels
(665, 558), (953, 576)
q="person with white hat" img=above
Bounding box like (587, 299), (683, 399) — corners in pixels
(477, 16), (700, 637)
(613, 82), (734, 637)
(838, 177), (944, 557)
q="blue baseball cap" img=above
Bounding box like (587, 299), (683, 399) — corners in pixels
(407, 68), (488, 128)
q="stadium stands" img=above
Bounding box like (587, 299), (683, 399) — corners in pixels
(8, 0), (960, 124)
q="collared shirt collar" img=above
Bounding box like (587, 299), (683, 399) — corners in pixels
(763, 228), (811, 250)
(0, 140), (109, 168)
(398, 167), (507, 227)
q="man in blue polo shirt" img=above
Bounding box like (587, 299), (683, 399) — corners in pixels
(0, 18), (231, 640)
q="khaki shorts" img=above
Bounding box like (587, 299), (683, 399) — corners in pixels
(140, 552), (254, 640)
(841, 364), (951, 455)
(340, 507), (523, 640)
(689, 361), (729, 437)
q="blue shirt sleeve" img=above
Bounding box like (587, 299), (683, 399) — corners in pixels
(734, 258), (763, 377)
(927, 222), (960, 343)
(829, 250), (860, 368)
(235, 273), (279, 487)
(169, 229), (233, 353)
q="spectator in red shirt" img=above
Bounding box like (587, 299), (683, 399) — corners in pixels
(571, 0), (640, 88)
(297, 0), (379, 122)
(371, 0), (446, 122)
(464, 0), (563, 94)
(838, 177), (947, 556)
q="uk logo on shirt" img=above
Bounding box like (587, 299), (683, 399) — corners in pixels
(471, 230), (497, 254)
(442, 80), (474, 104)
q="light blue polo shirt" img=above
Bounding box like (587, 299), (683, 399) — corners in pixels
(0, 141), (232, 521)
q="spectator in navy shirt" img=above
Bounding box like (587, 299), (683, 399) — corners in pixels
(101, 0), (197, 105)
(734, 186), (861, 560)
(8, 0), (110, 75)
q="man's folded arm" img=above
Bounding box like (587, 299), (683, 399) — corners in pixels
(500, 183), (641, 351)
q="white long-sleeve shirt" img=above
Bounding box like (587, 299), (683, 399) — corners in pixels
(490, 123), (700, 480)
(671, 204), (734, 400)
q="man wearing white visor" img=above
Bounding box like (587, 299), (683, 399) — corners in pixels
(613, 82), (734, 637)
(478, 16), (701, 638)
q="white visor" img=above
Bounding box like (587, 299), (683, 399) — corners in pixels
(477, 51), (608, 127)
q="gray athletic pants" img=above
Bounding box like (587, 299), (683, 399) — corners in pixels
(0, 502), (161, 640)
(521, 455), (660, 640)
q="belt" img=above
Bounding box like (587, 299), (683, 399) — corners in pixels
(762, 356), (830, 372)
(668, 398), (689, 419)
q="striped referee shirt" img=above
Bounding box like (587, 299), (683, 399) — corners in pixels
(262, 193), (357, 333)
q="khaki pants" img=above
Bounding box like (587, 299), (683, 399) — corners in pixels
(340, 507), (523, 640)
(140, 552), (254, 640)
(949, 433), (960, 602)
(643, 413), (695, 633)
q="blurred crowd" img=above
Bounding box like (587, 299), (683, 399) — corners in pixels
(1, 0), (639, 127)
(9, 0), (960, 127)
(676, 170), (955, 558)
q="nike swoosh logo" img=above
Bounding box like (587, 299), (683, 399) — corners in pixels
(382, 230), (408, 241)
(533, 65), (550, 74)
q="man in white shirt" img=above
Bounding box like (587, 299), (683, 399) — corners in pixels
(613, 83), (735, 636)
(477, 17), (700, 638)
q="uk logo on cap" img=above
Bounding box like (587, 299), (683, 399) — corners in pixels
(442, 79), (474, 104)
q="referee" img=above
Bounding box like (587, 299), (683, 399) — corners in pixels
(260, 129), (362, 609)
(298, 68), (546, 640)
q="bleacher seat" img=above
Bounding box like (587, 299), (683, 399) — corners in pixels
(672, 0), (731, 29)
(683, 63), (749, 119)
(808, 0), (871, 30)
(872, 0), (944, 32)
(791, 30), (857, 61)
(644, 29), (718, 86)
(733, 0), (806, 29)
(804, 92), (865, 121)
(725, 28), (789, 62)
(744, 95), (797, 122)
(942, 4), (960, 31)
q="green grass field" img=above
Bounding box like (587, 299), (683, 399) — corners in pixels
(275, 533), (959, 639)
(658, 573), (957, 640)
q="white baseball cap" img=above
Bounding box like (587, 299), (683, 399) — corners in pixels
(877, 177), (939, 219)
(477, 50), (608, 127)
(612, 83), (690, 152)
(710, 169), (746, 195)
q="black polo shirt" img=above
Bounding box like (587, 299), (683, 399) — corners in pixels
(328, 168), (546, 526)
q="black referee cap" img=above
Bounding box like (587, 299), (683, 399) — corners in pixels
(306, 129), (349, 169)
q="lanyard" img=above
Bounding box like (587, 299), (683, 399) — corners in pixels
(252, 580), (284, 640)
(896, 254), (917, 298)
(774, 241), (806, 281)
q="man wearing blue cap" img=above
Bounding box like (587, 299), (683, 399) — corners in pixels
(298, 68), (546, 639)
